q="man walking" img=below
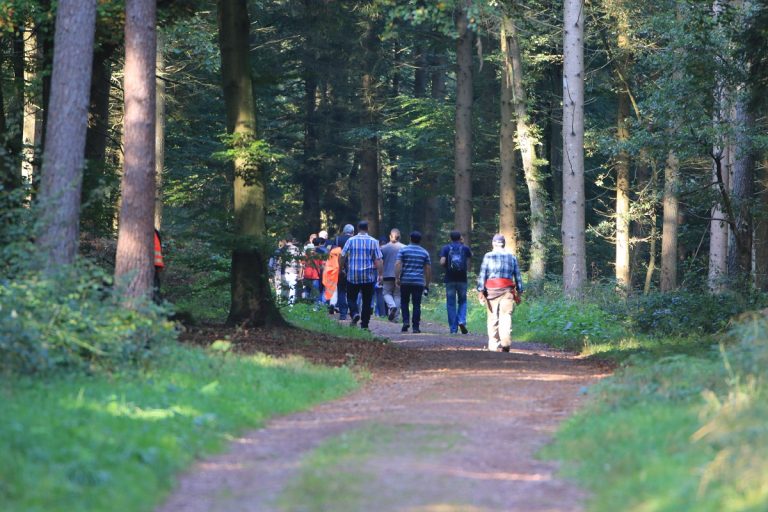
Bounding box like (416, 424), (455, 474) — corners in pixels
(395, 231), (431, 333)
(339, 221), (384, 329)
(380, 228), (405, 321)
(476, 234), (523, 352)
(439, 230), (472, 334)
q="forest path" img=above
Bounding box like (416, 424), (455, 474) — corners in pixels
(158, 317), (609, 512)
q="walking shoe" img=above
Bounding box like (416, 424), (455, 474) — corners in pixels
(401, 324), (410, 332)
(413, 327), (421, 333)
(351, 314), (361, 326)
(388, 307), (397, 321)
(499, 346), (510, 352)
(459, 323), (468, 334)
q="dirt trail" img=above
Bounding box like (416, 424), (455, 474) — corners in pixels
(159, 318), (609, 512)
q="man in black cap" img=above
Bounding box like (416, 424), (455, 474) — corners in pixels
(476, 234), (523, 351)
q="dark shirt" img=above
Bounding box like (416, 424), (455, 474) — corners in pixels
(439, 242), (472, 283)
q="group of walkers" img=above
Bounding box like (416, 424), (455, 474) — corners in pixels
(269, 221), (524, 351)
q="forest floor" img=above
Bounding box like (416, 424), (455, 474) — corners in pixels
(159, 315), (612, 512)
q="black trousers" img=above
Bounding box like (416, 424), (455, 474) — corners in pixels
(346, 281), (375, 328)
(400, 284), (424, 327)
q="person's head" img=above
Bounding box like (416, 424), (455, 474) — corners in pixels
(308, 233), (317, 244)
(318, 229), (328, 240)
(449, 230), (461, 242)
(380, 237), (388, 246)
(357, 221), (369, 233)
(492, 233), (506, 249)
(410, 231), (422, 244)
(343, 224), (355, 235)
(389, 228), (401, 242)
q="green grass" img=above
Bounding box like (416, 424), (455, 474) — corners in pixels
(283, 303), (379, 340)
(0, 344), (358, 512)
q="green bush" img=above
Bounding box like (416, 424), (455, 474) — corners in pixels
(0, 263), (176, 374)
(620, 290), (767, 337)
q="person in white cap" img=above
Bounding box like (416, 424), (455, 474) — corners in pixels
(476, 234), (523, 352)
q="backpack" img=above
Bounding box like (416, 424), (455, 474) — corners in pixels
(448, 244), (467, 272)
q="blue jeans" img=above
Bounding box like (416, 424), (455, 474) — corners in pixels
(445, 281), (468, 333)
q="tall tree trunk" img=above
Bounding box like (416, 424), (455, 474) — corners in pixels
(709, 87), (729, 292)
(754, 156), (768, 291)
(218, 0), (283, 326)
(660, 150), (679, 291)
(35, 0), (97, 270)
(359, 19), (380, 237)
(114, 0), (157, 300)
(562, 0), (586, 297)
(155, 32), (166, 230)
(615, 65), (631, 291)
(727, 101), (753, 279)
(505, 15), (548, 282)
(454, 5), (473, 246)
(549, 66), (563, 218)
(300, 0), (320, 233)
(499, 20), (517, 255)
(22, 23), (43, 191)
(0, 39), (12, 190)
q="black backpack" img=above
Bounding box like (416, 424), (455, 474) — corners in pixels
(448, 244), (467, 272)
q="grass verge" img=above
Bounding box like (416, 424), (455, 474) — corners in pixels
(0, 344), (357, 512)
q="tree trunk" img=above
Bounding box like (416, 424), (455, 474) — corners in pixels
(709, 100), (729, 292)
(499, 20), (517, 255)
(21, 23), (43, 192)
(754, 156), (768, 291)
(615, 68), (631, 292)
(155, 32), (166, 230)
(454, 6), (473, 247)
(218, 0), (284, 326)
(660, 150), (679, 291)
(114, 0), (157, 300)
(727, 97), (753, 279)
(35, 0), (97, 270)
(359, 19), (380, 238)
(300, 1), (321, 233)
(562, 0), (586, 297)
(505, 15), (548, 282)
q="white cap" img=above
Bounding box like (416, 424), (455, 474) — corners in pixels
(318, 230), (328, 239)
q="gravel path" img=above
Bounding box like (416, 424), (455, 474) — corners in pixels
(158, 317), (609, 512)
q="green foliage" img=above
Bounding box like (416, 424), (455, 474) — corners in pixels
(545, 313), (768, 512)
(0, 263), (176, 374)
(284, 303), (379, 341)
(0, 344), (358, 512)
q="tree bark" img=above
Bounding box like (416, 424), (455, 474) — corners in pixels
(454, 5), (473, 247)
(504, 15), (548, 281)
(708, 95), (729, 292)
(300, 0), (321, 233)
(35, 0), (97, 270)
(660, 150), (679, 291)
(615, 65), (631, 292)
(499, 20), (517, 255)
(562, 0), (586, 297)
(359, 19), (381, 238)
(727, 104), (753, 278)
(218, 0), (283, 326)
(114, 0), (157, 300)
(155, 32), (166, 230)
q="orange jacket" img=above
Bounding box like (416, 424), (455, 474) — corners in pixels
(154, 230), (164, 268)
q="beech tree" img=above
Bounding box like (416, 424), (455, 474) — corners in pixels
(218, 0), (283, 326)
(35, 0), (96, 270)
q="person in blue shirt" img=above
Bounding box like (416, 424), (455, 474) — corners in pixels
(339, 221), (384, 329)
(395, 231), (431, 333)
(439, 230), (472, 334)
(476, 234), (524, 352)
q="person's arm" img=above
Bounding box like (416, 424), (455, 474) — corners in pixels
(375, 258), (384, 285)
(513, 257), (524, 293)
(395, 260), (402, 287)
(424, 262), (432, 289)
(439, 256), (447, 267)
(477, 256), (487, 301)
